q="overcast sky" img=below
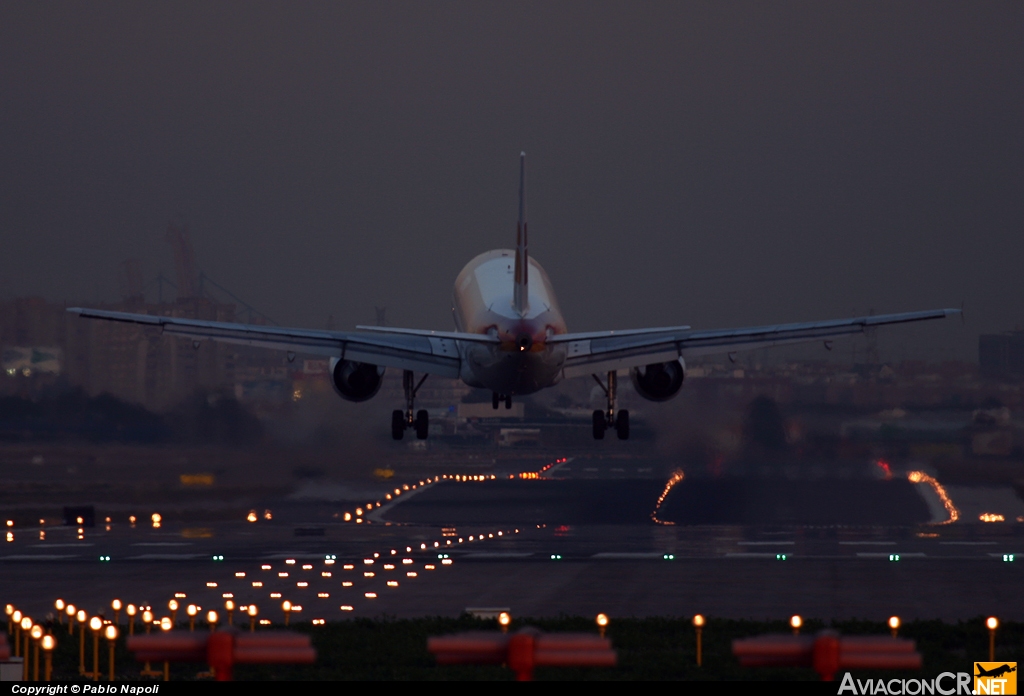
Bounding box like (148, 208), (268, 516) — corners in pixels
(1, 3), (1021, 361)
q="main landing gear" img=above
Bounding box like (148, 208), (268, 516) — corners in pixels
(491, 392), (513, 409)
(592, 371), (629, 440)
(392, 370), (429, 440)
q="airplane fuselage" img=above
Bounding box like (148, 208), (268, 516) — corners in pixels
(452, 249), (568, 395)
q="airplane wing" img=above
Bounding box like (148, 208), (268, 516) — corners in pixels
(560, 308), (960, 378)
(66, 308), (464, 378)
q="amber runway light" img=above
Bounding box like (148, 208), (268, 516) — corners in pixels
(498, 612), (511, 634)
(125, 604), (136, 635)
(693, 614), (705, 666)
(20, 616), (31, 680)
(31, 624), (42, 681)
(11, 610), (22, 657)
(105, 624), (118, 681)
(596, 613), (609, 639)
(790, 615), (802, 636)
(987, 617), (999, 661)
(889, 616), (900, 638)
(41, 634), (55, 682)
(89, 615), (103, 680)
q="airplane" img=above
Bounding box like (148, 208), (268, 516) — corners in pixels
(68, 153), (960, 442)
(976, 665), (1016, 678)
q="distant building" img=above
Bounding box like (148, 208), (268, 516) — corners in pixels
(0, 296), (243, 410)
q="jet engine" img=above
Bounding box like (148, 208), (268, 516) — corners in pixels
(630, 358), (685, 402)
(330, 358), (384, 402)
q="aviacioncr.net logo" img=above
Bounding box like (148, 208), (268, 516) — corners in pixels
(838, 672), (973, 695)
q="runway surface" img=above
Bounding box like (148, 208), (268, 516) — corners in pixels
(2, 455), (1022, 624)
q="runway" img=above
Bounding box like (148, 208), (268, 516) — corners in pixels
(2, 455), (1022, 624)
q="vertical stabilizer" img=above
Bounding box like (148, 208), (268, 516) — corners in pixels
(513, 152), (529, 316)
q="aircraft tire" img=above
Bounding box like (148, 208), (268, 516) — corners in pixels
(391, 410), (405, 440)
(616, 409), (630, 440)
(415, 409), (429, 440)
(505, 395), (512, 409)
(492, 392), (500, 409)
(592, 410), (606, 440)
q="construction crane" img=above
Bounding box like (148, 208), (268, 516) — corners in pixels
(165, 222), (198, 299)
(119, 259), (145, 303)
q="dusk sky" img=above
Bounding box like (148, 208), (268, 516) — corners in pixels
(2, 3), (1021, 362)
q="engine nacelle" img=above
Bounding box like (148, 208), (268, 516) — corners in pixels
(630, 358), (685, 402)
(329, 358), (384, 402)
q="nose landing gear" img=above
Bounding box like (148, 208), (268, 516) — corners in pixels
(592, 371), (629, 440)
(491, 392), (513, 409)
(392, 370), (430, 440)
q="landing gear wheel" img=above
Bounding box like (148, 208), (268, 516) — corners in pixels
(492, 392), (500, 409)
(415, 409), (429, 440)
(616, 409), (630, 440)
(505, 395), (512, 409)
(391, 410), (405, 440)
(592, 409), (606, 440)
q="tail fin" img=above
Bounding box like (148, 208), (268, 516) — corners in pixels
(513, 151), (529, 316)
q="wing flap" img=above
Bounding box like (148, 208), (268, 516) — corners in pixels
(67, 308), (461, 378)
(561, 308), (959, 378)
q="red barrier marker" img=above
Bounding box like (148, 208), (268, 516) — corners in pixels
(429, 627), (616, 681)
(0, 634), (9, 661)
(733, 630), (922, 681)
(127, 629), (315, 681)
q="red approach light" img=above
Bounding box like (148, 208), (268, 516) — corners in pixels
(876, 460), (893, 480)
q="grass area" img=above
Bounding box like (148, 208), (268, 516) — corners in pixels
(25, 615), (1024, 681)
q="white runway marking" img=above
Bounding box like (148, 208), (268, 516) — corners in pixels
(127, 553), (205, 560)
(1, 555), (80, 560)
(725, 552), (787, 558)
(461, 552), (534, 559)
(592, 552), (666, 559)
